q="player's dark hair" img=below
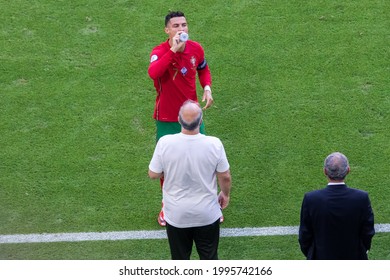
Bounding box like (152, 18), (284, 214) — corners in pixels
(165, 11), (185, 26)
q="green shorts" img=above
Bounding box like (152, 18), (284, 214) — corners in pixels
(156, 121), (206, 142)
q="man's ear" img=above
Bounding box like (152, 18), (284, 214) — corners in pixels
(323, 168), (328, 177)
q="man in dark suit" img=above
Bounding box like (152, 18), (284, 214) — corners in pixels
(299, 152), (375, 260)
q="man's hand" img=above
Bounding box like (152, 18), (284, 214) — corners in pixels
(170, 32), (186, 53)
(202, 89), (214, 110)
(217, 170), (231, 209)
(218, 191), (230, 209)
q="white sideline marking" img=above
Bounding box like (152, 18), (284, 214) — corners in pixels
(0, 224), (389, 244)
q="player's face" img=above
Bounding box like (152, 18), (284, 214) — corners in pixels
(165, 17), (188, 39)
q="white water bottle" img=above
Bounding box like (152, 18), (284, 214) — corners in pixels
(179, 32), (189, 42)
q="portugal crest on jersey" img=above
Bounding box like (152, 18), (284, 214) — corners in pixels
(190, 56), (196, 67)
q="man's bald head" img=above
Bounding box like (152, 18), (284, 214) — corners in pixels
(324, 152), (350, 181)
(178, 100), (203, 131)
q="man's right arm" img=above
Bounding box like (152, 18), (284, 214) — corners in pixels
(148, 48), (174, 80)
(217, 170), (232, 209)
(360, 194), (375, 251)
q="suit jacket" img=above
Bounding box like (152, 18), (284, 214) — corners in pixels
(299, 184), (375, 260)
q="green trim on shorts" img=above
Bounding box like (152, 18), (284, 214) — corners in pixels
(156, 121), (206, 142)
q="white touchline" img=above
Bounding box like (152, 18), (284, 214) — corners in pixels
(0, 224), (389, 244)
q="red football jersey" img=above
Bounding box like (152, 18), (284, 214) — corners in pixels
(148, 40), (212, 122)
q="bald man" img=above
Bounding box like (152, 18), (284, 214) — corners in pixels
(148, 100), (232, 260)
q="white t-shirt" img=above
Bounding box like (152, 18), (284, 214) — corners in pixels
(149, 133), (230, 228)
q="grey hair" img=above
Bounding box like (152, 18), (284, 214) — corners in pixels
(324, 152), (349, 180)
(178, 100), (202, 131)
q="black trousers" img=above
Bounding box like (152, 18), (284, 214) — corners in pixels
(166, 219), (220, 260)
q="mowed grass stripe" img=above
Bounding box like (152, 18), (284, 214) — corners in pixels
(1, 224), (389, 244)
